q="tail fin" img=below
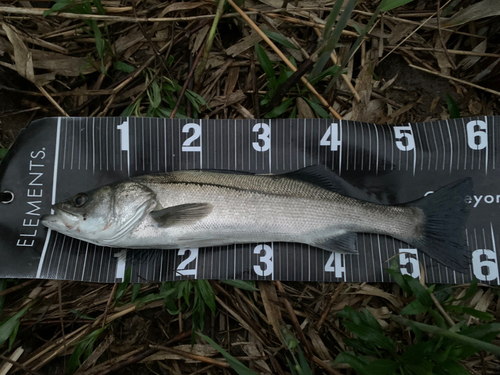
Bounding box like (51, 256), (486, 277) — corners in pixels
(403, 178), (473, 273)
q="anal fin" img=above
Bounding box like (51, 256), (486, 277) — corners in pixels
(313, 232), (358, 253)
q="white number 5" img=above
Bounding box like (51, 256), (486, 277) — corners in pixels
(394, 125), (415, 151)
(399, 249), (420, 278)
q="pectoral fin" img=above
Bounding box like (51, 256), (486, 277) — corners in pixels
(150, 203), (213, 227)
(314, 232), (358, 253)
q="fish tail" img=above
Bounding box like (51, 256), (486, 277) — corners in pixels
(403, 178), (473, 273)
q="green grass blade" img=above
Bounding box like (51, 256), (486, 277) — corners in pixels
(262, 30), (298, 50)
(303, 97), (329, 118)
(198, 332), (258, 375)
(265, 97), (294, 118)
(446, 94), (460, 119)
(221, 280), (258, 291)
(0, 305), (30, 347)
(310, 0), (358, 81)
(323, 0), (345, 40)
(196, 280), (216, 315)
(380, 0), (415, 12)
(255, 43), (277, 86)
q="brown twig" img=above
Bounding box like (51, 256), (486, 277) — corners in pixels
(436, 0), (457, 70)
(316, 282), (345, 330)
(0, 352), (43, 375)
(226, 0), (342, 120)
(152, 345), (231, 368)
(170, 36), (207, 119)
(275, 281), (314, 357)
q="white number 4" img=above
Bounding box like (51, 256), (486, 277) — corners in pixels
(399, 249), (420, 278)
(324, 252), (345, 279)
(320, 123), (341, 151)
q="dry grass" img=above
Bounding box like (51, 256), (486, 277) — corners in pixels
(1, 0), (500, 374)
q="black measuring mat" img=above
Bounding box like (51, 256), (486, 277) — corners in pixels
(0, 117), (498, 284)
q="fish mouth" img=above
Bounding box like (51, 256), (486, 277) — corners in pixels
(41, 206), (80, 230)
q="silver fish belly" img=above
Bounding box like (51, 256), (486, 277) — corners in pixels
(119, 171), (421, 250)
(41, 165), (472, 272)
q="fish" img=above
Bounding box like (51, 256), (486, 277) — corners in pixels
(41, 165), (473, 272)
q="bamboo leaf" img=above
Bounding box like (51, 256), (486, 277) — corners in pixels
(198, 332), (258, 375)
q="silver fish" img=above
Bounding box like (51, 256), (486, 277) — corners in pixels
(41, 165), (472, 272)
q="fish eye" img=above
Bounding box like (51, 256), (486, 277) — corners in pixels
(73, 193), (88, 207)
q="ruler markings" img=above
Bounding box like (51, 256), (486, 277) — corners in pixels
(354, 122), (357, 170)
(55, 235), (65, 278)
(72, 241), (81, 280)
(63, 238), (74, 279)
(373, 123), (379, 175)
(485, 116), (488, 174)
(438, 122), (446, 171)
(377, 234), (384, 282)
(422, 124), (431, 170)
(34, 118), (497, 284)
(71, 119), (75, 170)
(105, 118), (109, 171)
(445, 121), (453, 173)
(414, 123), (423, 172)
(62, 119), (67, 170)
(79, 119), (82, 170)
(368, 124), (372, 171)
(429, 124), (438, 171)
(492, 116), (496, 170)
(491, 223), (498, 284)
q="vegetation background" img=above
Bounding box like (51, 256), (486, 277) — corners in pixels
(0, 0), (499, 374)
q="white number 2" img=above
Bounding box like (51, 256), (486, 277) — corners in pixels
(252, 123), (271, 152)
(466, 120), (487, 150)
(394, 125), (415, 151)
(253, 244), (273, 277)
(472, 249), (498, 281)
(176, 248), (199, 277)
(398, 249), (420, 278)
(320, 123), (341, 151)
(182, 123), (201, 152)
(324, 252), (345, 279)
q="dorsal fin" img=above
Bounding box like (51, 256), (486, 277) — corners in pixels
(281, 165), (350, 195)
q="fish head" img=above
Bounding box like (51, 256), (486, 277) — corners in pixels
(41, 182), (157, 245)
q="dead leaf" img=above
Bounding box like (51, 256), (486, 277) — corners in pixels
(2, 22), (35, 83)
(259, 281), (283, 340)
(458, 39), (487, 70)
(296, 97), (315, 118)
(141, 344), (217, 362)
(431, 0), (500, 27)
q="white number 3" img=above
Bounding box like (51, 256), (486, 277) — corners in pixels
(253, 244), (273, 277)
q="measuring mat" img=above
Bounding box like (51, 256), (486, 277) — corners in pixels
(0, 117), (498, 284)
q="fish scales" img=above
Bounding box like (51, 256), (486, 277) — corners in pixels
(128, 171), (421, 249)
(41, 165), (473, 272)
